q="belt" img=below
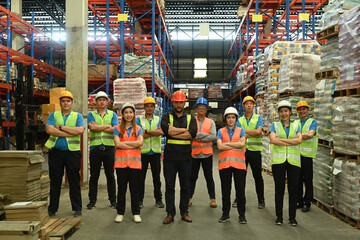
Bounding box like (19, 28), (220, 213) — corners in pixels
(95, 146), (114, 151)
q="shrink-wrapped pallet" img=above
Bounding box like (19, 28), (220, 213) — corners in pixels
(188, 89), (204, 99)
(207, 84), (223, 99)
(113, 78), (147, 109)
(262, 136), (271, 171)
(320, 37), (340, 71)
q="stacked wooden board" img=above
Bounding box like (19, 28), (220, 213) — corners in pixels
(0, 221), (41, 240)
(4, 201), (49, 226)
(0, 151), (45, 202)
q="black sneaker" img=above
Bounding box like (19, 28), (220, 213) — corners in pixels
(87, 202), (96, 210)
(218, 214), (230, 223)
(110, 201), (117, 209)
(288, 218), (298, 226)
(232, 199), (237, 208)
(258, 200), (265, 209)
(302, 205), (310, 212)
(48, 211), (56, 217)
(239, 215), (247, 224)
(139, 201), (144, 209)
(296, 203), (304, 209)
(74, 210), (82, 217)
(155, 200), (165, 208)
(275, 217), (283, 225)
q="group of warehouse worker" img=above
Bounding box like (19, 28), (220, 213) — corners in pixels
(45, 89), (317, 227)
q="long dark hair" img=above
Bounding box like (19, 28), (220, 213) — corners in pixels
(119, 107), (137, 138)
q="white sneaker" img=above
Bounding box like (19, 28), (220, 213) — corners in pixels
(115, 214), (123, 223)
(133, 215), (142, 223)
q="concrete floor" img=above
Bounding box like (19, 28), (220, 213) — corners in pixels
(53, 150), (360, 240)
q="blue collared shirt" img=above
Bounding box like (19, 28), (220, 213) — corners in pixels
(217, 125), (246, 141)
(236, 113), (264, 128)
(269, 120), (301, 138)
(136, 115), (161, 155)
(46, 111), (85, 151)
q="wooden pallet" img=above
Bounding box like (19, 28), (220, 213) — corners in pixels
(333, 86), (360, 97)
(318, 139), (333, 148)
(39, 218), (81, 240)
(333, 208), (360, 229)
(255, 72), (263, 78)
(316, 24), (339, 41)
(279, 92), (314, 98)
(333, 152), (360, 164)
(313, 199), (334, 215)
(315, 68), (339, 80)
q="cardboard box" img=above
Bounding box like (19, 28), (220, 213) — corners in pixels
(49, 97), (60, 105)
(49, 87), (66, 99)
(88, 64), (117, 79)
(43, 114), (49, 123)
(42, 104), (61, 114)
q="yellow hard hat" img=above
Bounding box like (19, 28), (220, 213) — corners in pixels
(243, 96), (255, 105)
(296, 100), (309, 110)
(144, 97), (156, 105)
(59, 91), (74, 100)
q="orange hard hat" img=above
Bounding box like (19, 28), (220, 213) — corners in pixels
(59, 91), (74, 100)
(296, 100), (309, 110)
(172, 90), (187, 102)
(243, 96), (255, 105)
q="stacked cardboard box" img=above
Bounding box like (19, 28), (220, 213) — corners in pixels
(40, 175), (50, 201)
(42, 87), (65, 123)
(0, 194), (10, 220)
(0, 221), (41, 240)
(4, 201), (49, 226)
(88, 64), (117, 79)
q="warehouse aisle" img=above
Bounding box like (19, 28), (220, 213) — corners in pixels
(53, 150), (359, 240)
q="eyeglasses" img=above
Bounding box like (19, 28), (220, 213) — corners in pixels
(197, 106), (207, 109)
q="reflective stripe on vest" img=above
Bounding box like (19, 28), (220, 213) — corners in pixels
(167, 114), (192, 145)
(89, 110), (115, 147)
(270, 121), (300, 167)
(114, 125), (142, 169)
(139, 115), (161, 154)
(45, 111), (81, 151)
(218, 127), (246, 171)
(191, 117), (213, 156)
(296, 118), (318, 159)
(238, 114), (263, 152)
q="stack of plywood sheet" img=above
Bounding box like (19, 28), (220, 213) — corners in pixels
(0, 221), (41, 240)
(40, 174), (50, 201)
(4, 201), (49, 226)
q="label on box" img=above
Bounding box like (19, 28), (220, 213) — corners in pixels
(118, 14), (128, 22)
(299, 13), (309, 21)
(252, 14), (263, 22)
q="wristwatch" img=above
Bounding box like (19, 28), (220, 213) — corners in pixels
(59, 126), (62, 131)
(145, 129), (148, 134)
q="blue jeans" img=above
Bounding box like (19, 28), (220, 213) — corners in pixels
(163, 159), (191, 216)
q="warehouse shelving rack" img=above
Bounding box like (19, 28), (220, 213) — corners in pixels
(0, 1), (66, 149)
(227, 0), (326, 113)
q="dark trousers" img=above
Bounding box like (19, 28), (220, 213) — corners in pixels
(163, 159), (191, 216)
(88, 147), (116, 203)
(219, 167), (246, 216)
(245, 150), (265, 202)
(272, 160), (301, 219)
(116, 167), (141, 215)
(139, 153), (162, 202)
(298, 155), (313, 206)
(189, 156), (216, 199)
(48, 149), (82, 213)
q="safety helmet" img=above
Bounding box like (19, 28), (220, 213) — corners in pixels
(223, 107), (239, 118)
(277, 100), (292, 111)
(95, 91), (109, 100)
(172, 90), (187, 102)
(296, 100), (310, 110)
(195, 97), (208, 108)
(121, 103), (135, 114)
(242, 96), (255, 105)
(144, 97), (156, 105)
(59, 91), (74, 100)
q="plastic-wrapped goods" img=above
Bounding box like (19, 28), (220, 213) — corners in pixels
(262, 135), (271, 170)
(256, 74), (266, 95)
(278, 53), (321, 94)
(88, 94), (96, 105)
(314, 79), (336, 141)
(264, 41), (320, 63)
(253, 50), (265, 74)
(113, 78), (147, 109)
(320, 0), (360, 30)
(188, 89), (204, 99)
(313, 146), (334, 207)
(333, 96), (360, 155)
(207, 84), (223, 99)
(338, 5), (360, 89)
(266, 64), (280, 100)
(320, 37), (340, 71)
(333, 159), (360, 220)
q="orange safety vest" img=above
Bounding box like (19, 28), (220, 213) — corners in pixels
(191, 117), (213, 156)
(114, 125), (142, 169)
(218, 127), (246, 171)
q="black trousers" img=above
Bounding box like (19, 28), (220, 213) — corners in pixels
(272, 160), (301, 219)
(139, 153), (162, 202)
(48, 149), (82, 213)
(116, 167), (141, 215)
(88, 147), (116, 203)
(163, 159), (191, 216)
(245, 150), (264, 202)
(189, 156), (216, 199)
(298, 155), (313, 206)
(219, 167), (246, 216)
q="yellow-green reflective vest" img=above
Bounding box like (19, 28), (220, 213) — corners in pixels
(270, 121), (301, 167)
(139, 115), (161, 154)
(89, 110), (115, 147)
(239, 114), (263, 152)
(45, 111), (81, 151)
(167, 114), (191, 145)
(296, 118), (318, 159)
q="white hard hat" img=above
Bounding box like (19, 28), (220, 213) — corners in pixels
(277, 100), (292, 110)
(223, 107), (239, 118)
(95, 91), (109, 100)
(121, 103), (135, 114)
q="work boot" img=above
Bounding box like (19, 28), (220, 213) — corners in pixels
(258, 200), (265, 209)
(155, 200), (165, 208)
(87, 201), (96, 210)
(210, 199), (217, 208)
